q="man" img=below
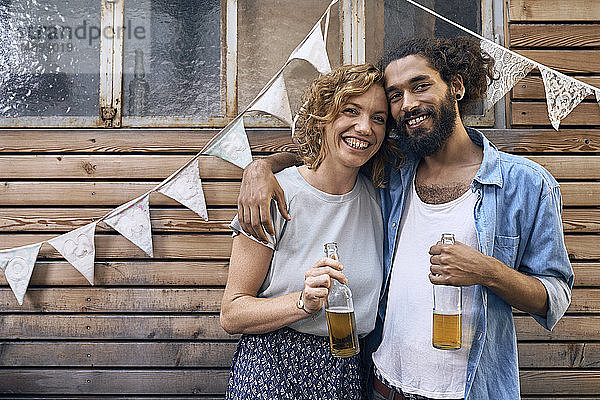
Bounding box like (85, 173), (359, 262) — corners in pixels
(236, 37), (573, 399)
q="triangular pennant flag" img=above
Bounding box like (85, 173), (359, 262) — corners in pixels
(291, 100), (310, 138)
(104, 195), (153, 257)
(288, 21), (331, 74)
(291, 113), (300, 138)
(158, 160), (208, 221)
(540, 66), (594, 130)
(248, 75), (293, 126)
(203, 117), (253, 169)
(481, 40), (535, 111)
(596, 89), (600, 106)
(0, 243), (42, 305)
(48, 222), (97, 285)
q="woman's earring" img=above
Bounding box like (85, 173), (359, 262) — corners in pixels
(455, 93), (463, 101)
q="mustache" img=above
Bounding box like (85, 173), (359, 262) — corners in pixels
(398, 107), (434, 123)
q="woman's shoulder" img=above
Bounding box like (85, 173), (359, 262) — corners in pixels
(273, 166), (304, 203)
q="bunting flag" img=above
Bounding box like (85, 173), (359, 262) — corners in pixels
(540, 66), (594, 130)
(248, 74), (293, 126)
(481, 40), (535, 111)
(292, 99), (309, 138)
(203, 117), (253, 169)
(104, 194), (154, 257)
(47, 222), (97, 285)
(158, 160), (208, 221)
(288, 21), (331, 74)
(291, 113), (301, 138)
(596, 89), (600, 106)
(0, 243), (42, 305)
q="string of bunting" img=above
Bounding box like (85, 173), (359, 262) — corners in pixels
(2, 0), (599, 304)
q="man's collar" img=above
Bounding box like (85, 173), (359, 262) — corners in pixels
(466, 127), (503, 188)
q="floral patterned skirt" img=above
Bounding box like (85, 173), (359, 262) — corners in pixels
(226, 327), (367, 400)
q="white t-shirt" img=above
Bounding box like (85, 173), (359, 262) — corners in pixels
(372, 178), (479, 399)
(230, 166), (383, 337)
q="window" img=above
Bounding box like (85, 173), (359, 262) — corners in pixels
(237, 0), (340, 126)
(0, 0), (500, 128)
(121, 0), (224, 126)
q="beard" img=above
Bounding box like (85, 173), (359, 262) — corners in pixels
(391, 90), (458, 158)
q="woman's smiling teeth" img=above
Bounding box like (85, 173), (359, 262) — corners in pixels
(407, 114), (429, 126)
(344, 137), (370, 150)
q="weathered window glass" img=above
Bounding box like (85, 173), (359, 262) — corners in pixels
(366, 0), (481, 63)
(0, 0), (100, 118)
(237, 0), (340, 120)
(122, 0), (222, 119)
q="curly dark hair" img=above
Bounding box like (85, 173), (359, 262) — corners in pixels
(378, 36), (495, 115)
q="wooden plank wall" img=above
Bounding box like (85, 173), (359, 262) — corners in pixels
(1, 126), (598, 398)
(507, 0), (600, 398)
(0, 1), (598, 398)
(0, 129), (293, 398)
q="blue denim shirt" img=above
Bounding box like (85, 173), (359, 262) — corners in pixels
(372, 128), (574, 399)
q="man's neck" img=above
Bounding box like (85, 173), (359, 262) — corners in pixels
(422, 123), (480, 170)
(414, 122), (483, 204)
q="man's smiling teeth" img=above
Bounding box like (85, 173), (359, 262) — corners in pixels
(407, 115), (428, 126)
(344, 137), (369, 150)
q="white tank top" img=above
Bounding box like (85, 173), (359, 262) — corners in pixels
(372, 178), (479, 399)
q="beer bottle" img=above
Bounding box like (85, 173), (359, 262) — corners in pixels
(432, 233), (462, 350)
(129, 49), (149, 116)
(324, 242), (359, 357)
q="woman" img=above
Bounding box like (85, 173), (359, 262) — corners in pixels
(220, 64), (397, 400)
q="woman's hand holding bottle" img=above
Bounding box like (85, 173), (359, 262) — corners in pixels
(301, 257), (347, 314)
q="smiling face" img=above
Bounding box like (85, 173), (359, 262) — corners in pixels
(319, 84), (388, 173)
(384, 55), (462, 157)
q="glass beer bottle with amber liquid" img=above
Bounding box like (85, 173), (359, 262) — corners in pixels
(432, 233), (462, 350)
(324, 242), (359, 357)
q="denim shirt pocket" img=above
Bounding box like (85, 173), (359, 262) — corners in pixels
(492, 235), (520, 269)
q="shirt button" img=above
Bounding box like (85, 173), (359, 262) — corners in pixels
(392, 222), (397, 227)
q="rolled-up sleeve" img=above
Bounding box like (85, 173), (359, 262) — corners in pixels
(229, 198), (287, 251)
(519, 185), (574, 330)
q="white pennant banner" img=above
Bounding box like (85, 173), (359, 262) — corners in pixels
(203, 117), (253, 169)
(0, 243), (42, 305)
(481, 40), (535, 111)
(48, 222), (97, 285)
(158, 160), (208, 221)
(540, 66), (594, 130)
(288, 21), (331, 74)
(596, 89), (600, 107)
(104, 194), (154, 257)
(248, 74), (294, 126)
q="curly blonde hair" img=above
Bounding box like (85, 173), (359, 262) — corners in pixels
(293, 63), (401, 188)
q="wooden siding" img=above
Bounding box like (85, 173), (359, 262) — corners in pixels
(508, 0), (600, 22)
(0, 0), (598, 397)
(0, 128), (252, 398)
(0, 126), (598, 398)
(505, 1), (600, 398)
